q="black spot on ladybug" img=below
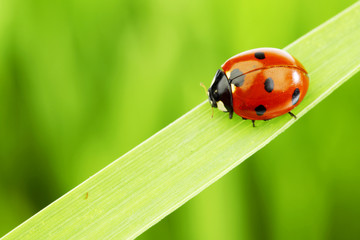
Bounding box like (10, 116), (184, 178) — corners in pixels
(292, 88), (300, 105)
(255, 105), (266, 116)
(229, 69), (242, 80)
(231, 75), (245, 87)
(254, 52), (265, 59)
(264, 78), (274, 92)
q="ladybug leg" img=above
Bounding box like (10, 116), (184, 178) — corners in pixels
(229, 111), (233, 119)
(242, 117), (247, 120)
(251, 120), (255, 127)
(288, 111), (297, 119)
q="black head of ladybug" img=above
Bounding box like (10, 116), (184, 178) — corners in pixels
(208, 69), (233, 119)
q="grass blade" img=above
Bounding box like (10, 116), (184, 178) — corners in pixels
(3, 2), (360, 239)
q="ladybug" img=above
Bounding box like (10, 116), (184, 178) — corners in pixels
(206, 48), (309, 127)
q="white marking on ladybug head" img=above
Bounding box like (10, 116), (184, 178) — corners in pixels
(217, 100), (227, 112)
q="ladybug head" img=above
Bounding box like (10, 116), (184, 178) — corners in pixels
(207, 69), (233, 119)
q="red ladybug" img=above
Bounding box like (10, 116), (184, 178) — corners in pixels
(207, 48), (309, 127)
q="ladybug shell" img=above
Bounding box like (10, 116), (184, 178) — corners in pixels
(222, 48), (309, 120)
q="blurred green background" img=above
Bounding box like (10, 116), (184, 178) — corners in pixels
(1, 0), (360, 239)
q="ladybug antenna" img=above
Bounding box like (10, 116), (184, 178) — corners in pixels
(200, 82), (208, 96)
(200, 82), (214, 117)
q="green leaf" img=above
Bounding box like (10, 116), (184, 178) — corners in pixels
(3, 2), (360, 239)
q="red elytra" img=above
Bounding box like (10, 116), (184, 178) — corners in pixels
(207, 48), (309, 124)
